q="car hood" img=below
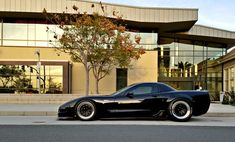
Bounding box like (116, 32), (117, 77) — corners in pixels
(59, 95), (112, 108)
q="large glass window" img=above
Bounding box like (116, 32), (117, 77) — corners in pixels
(1, 23), (58, 47)
(158, 39), (195, 78)
(126, 31), (157, 50)
(35, 24), (48, 40)
(158, 37), (225, 100)
(207, 47), (224, 60)
(224, 69), (229, 91)
(128, 32), (157, 44)
(0, 64), (63, 94)
(28, 24), (36, 40)
(0, 22), (157, 49)
(3, 23), (28, 40)
(230, 67), (234, 91)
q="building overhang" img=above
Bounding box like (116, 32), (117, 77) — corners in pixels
(0, 11), (197, 33)
(0, 0), (198, 33)
(0, 0), (234, 48)
(159, 25), (235, 48)
(125, 20), (197, 33)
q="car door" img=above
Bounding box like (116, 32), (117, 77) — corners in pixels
(112, 83), (157, 117)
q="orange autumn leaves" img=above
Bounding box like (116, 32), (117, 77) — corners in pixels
(43, 3), (145, 94)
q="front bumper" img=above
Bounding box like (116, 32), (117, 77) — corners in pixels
(58, 107), (76, 118)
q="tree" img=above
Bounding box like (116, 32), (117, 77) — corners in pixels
(90, 35), (145, 94)
(0, 65), (22, 88)
(175, 61), (192, 77)
(43, 3), (145, 95)
(14, 74), (31, 93)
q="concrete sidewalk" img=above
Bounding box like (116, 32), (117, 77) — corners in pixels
(0, 104), (59, 116)
(0, 103), (234, 117)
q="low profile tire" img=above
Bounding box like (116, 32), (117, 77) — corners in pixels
(76, 100), (96, 121)
(169, 100), (192, 122)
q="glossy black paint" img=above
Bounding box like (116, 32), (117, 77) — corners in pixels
(58, 82), (210, 119)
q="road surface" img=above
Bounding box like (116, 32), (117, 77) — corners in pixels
(0, 124), (234, 142)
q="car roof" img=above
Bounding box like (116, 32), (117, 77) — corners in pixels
(133, 82), (164, 85)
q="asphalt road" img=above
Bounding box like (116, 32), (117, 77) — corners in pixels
(1, 116), (235, 126)
(0, 125), (234, 142)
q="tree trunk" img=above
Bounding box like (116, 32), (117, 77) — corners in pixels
(84, 65), (90, 96)
(95, 78), (99, 94)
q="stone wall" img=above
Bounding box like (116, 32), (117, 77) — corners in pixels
(0, 94), (85, 104)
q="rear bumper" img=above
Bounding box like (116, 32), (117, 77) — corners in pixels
(192, 95), (211, 116)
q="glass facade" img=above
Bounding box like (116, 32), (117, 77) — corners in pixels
(0, 20), (158, 94)
(158, 37), (226, 98)
(224, 69), (229, 91)
(0, 20), (228, 97)
(0, 64), (63, 94)
(127, 31), (158, 50)
(0, 22), (158, 49)
(230, 67), (234, 91)
(0, 22), (62, 47)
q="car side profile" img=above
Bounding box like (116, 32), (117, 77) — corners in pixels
(58, 82), (210, 121)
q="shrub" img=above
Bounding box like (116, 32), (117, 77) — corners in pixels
(222, 94), (230, 104)
(224, 91), (235, 106)
(229, 100), (235, 106)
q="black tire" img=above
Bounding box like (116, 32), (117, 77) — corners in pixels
(168, 100), (192, 122)
(76, 100), (96, 121)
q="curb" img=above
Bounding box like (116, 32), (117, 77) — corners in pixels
(203, 113), (235, 117)
(0, 111), (57, 116)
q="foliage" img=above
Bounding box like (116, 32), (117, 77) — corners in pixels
(13, 74), (31, 93)
(175, 61), (192, 70)
(226, 91), (235, 100)
(0, 65), (39, 93)
(225, 91), (235, 106)
(88, 19), (145, 94)
(0, 65), (22, 88)
(222, 94), (230, 104)
(229, 100), (235, 106)
(175, 61), (192, 77)
(210, 91), (220, 101)
(46, 77), (62, 94)
(43, 3), (145, 95)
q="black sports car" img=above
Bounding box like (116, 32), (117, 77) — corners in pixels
(58, 82), (210, 121)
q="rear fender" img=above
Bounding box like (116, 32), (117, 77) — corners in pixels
(166, 94), (194, 104)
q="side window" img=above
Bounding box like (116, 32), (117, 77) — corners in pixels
(128, 84), (154, 96)
(153, 84), (160, 93)
(157, 83), (175, 93)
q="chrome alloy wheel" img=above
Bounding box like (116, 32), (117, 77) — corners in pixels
(171, 100), (192, 120)
(76, 101), (96, 120)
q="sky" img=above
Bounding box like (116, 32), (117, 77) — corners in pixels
(93, 0), (235, 32)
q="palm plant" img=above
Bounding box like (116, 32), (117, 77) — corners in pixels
(175, 61), (192, 77)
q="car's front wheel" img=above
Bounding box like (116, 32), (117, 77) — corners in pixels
(76, 100), (96, 121)
(169, 100), (192, 122)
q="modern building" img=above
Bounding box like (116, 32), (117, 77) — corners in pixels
(0, 0), (235, 97)
(214, 49), (235, 93)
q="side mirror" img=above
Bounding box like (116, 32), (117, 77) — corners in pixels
(126, 92), (134, 98)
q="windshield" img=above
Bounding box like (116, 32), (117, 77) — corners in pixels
(110, 84), (136, 96)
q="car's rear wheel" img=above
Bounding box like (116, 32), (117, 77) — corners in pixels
(76, 100), (96, 121)
(169, 100), (192, 122)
